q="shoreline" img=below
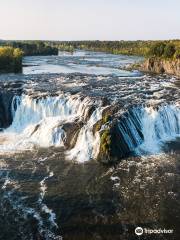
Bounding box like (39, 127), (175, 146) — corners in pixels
(124, 58), (180, 78)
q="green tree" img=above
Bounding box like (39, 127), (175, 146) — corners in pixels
(163, 44), (176, 58)
(13, 48), (23, 72)
(148, 42), (166, 57)
(0, 47), (23, 73)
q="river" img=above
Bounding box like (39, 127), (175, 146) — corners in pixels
(0, 50), (179, 240)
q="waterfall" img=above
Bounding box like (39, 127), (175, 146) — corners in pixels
(117, 107), (143, 152)
(117, 105), (180, 155)
(139, 105), (180, 153)
(66, 107), (103, 162)
(10, 94), (92, 132)
(0, 94), (100, 153)
(0, 92), (179, 160)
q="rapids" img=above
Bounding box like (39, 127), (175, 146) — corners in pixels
(0, 50), (179, 240)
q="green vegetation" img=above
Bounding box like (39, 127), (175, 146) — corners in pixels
(51, 40), (180, 59)
(148, 42), (179, 59)
(58, 44), (74, 52)
(102, 114), (111, 124)
(164, 44), (176, 58)
(94, 112), (112, 161)
(100, 129), (111, 156)
(1, 40), (180, 59)
(0, 39), (179, 74)
(174, 49), (180, 59)
(0, 46), (23, 73)
(0, 41), (58, 56)
(0, 41), (58, 73)
(148, 42), (166, 57)
(53, 40), (152, 56)
(94, 113), (111, 133)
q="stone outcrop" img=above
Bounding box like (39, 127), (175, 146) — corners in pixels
(0, 92), (14, 129)
(140, 58), (180, 77)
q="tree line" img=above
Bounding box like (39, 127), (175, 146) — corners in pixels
(51, 40), (180, 59)
(0, 41), (58, 56)
(0, 41), (58, 73)
(1, 40), (179, 59)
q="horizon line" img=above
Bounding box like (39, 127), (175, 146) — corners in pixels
(1, 39), (180, 42)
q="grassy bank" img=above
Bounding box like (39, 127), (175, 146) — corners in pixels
(0, 47), (23, 73)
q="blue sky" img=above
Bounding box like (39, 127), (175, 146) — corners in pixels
(0, 0), (179, 40)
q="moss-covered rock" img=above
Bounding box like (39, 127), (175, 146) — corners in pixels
(100, 129), (111, 153)
(102, 113), (112, 124)
(98, 129), (112, 164)
(93, 108), (114, 134)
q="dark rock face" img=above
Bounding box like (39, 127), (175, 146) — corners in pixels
(0, 92), (14, 129)
(140, 58), (180, 76)
(97, 108), (144, 164)
(98, 123), (141, 164)
(0, 80), (23, 130)
(62, 120), (84, 149)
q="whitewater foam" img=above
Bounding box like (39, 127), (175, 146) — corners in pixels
(39, 169), (58, 229)
(0, 94), (97, 152)
(117, 105), (180, 155)
(0, 92), (179, 160)
(0, 168), (61, 240)
(138, 105), (180, 153)
(66, 107), (103, 162)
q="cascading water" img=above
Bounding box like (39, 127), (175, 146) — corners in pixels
(0, 93), (103, 162)
(139, 104), (180, 153)
(10, 94), (90, 132)
(66, 107), (103, 162)
(117, 104), (180, 155)
(0, 92), (179, 159)
(117, 107), (144, 152)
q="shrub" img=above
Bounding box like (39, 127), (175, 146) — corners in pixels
(0, 47), (23, 73)
(148, 42), (166, 57)
(174, 49), (180, 59)
(163, 44), (176, 58)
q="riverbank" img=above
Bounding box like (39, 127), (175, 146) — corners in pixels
(125, 58), (180, 77)
(139, 57), (180, 77)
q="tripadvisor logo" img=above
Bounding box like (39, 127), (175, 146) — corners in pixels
(135, 227), (174, 236)
(135, 227), (143, 236)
